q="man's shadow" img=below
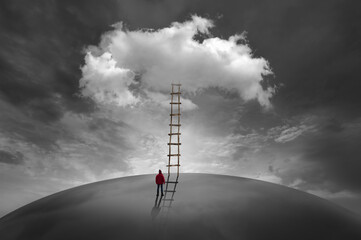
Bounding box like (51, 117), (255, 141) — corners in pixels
(151, 195), (163, 220)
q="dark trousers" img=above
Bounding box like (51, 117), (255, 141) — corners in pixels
(157, 184), (164, 196)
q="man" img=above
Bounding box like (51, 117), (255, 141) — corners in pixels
(155, 169), (165, 196)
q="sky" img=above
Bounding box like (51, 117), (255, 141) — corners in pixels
(0, 0), (361, 217)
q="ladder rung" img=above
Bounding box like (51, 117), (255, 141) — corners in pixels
(170, 92), (181, 95)
(170, 113), (181, 116)
(172, 84), (181, 86)
(168, 133), (181, 136)
(170, 102), (181, 104)
(167, 154), (180, 157)
(168, 143), (181, 145)
(165, 190), (176, 193)
(166, 181), (179, 184)
(162, 199), (174, 201)
(169, 124), (181, 126)
(166, 164), (180, 167)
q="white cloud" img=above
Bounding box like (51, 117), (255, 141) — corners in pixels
(79, 52), (139, 106)
(273, 124), (315, 143)
(144, 90), (198, 111)
(79, 15), (274, 108)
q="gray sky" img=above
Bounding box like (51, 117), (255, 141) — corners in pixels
(1, 0), (361, 217)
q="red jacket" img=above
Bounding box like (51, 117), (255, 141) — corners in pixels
(155, 172), (165, 185)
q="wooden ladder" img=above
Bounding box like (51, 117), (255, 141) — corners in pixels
(167, 83), (181, 176)
(162, 175), (179, 210)
(162, 83), (181, 212)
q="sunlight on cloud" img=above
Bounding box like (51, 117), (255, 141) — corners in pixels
(80, 52), (139, 106)
(79, 15), (273, 108)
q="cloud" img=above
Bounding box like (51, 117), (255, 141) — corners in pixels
(270, 117), (361, 194)
(79, 15), (274, 108)
(0, 150), (24, 165)
(80, 52), (139, 106)
(273, 125), (315, 143)
(144, 90), (198, 111)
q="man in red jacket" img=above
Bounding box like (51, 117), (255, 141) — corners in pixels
(155, 169), (165, 196)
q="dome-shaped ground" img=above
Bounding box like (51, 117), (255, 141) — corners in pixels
(0, 173), (360, 240)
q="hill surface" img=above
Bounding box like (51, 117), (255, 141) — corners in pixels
(0, 173), (360, 240)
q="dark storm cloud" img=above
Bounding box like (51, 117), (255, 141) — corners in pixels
(0, 0), (122, 123)
(0, 1), (137, 186)
(302, 122), (361, 191)
(272, 118), (361, 192)
(0, 114), (61, 152)
(0, 0), (126, 154)
(236, 1), (361, 117)
(0, 150), (24, 165)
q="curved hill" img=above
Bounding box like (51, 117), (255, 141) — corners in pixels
(0, 173), (360, 240)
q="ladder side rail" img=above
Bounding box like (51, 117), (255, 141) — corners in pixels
(177, 85), (181, 175)
(168, 85), (174, 175)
